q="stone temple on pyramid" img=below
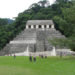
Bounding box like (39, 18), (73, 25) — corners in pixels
(0, 20), (66, 56)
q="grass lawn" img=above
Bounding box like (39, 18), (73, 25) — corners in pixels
(0, 56), (75, 75)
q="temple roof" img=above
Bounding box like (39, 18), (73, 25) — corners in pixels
(26, 20), (54, 25)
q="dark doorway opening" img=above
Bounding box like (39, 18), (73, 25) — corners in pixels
(44, 25), (46, 28)
(39, 25), (42, 28)
(49, 25), (51, 28)
(29, 25), (31, 28)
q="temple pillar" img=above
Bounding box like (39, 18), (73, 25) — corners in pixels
(31, 25), (34, 29)
(51, 25), (54, 29)
(42, 25), (44, 29)
(36, 25), (39, 29)
(26, 25), (29, 29)
(47, 25), (49, 29)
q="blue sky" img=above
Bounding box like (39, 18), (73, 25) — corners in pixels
(0, 0), (55, 19)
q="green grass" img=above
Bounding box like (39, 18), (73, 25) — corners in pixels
(0, 56), (75, 75)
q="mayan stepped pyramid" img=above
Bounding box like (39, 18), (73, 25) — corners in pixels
(0, 20), (65, 56)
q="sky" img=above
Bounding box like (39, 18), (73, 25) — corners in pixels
(0, 0), (55, 19)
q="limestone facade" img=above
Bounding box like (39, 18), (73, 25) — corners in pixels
(26, 24), (54, 29)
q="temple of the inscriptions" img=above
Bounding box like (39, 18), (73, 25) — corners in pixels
(26, 20), (54, 29)
(0, 20), (65, 56)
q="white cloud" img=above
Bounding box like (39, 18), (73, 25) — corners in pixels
(0, 0), (55, 19)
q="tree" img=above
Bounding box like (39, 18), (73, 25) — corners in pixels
(67, 37), (75, 51)
(38, 0), (50, 7)
(49, 38), (67, 57)
(0, 18), (8, 26)
(49, 37), (75, 51)
(49, 38), (67, 48)
(56, 0), (69, 3)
